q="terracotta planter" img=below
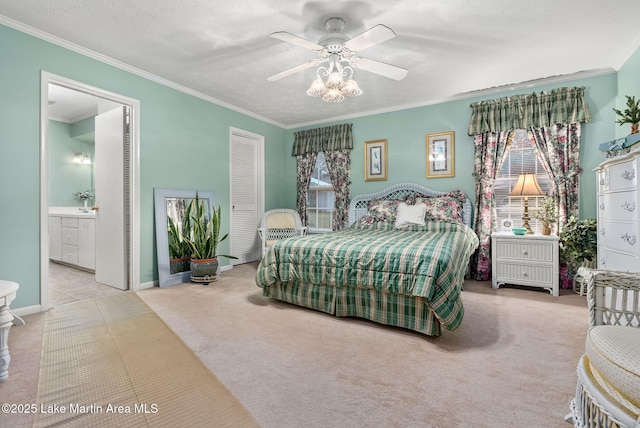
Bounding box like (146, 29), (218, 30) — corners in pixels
(190, 257), (219, 284)
(632, 123), (639, 135)
(541, 222), (551, 236)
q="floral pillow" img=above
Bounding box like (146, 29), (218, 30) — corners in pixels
(364, 199), (400, 222)
(414, 196), (464, 224)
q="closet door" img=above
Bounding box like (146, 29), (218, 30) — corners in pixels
(229, 128), (263, 264)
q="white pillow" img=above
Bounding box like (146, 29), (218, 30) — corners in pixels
(394, 202), (426, 228)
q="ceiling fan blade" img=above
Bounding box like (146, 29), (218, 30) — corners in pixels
(351, 57), (408, 81)
(344, 25), (396, 52)
(270, 31), (323, 51)
(267, 60), (323, 81)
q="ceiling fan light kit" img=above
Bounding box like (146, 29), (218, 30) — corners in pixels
(269, 17), (407, 103)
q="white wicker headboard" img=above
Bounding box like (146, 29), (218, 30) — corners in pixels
(348, 183), (474, 228)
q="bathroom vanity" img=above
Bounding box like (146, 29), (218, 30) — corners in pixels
(49, 208), (96, 271)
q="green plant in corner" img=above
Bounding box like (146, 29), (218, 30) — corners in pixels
(182, 193), (236, 261)
(612, 95), (640, 134)
(559, 216), (597, 270)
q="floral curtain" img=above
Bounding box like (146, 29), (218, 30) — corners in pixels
(293, 123), (353, 230)
(528, 123), (583, 228)
(324, 150), (351, 230)
(295, 152), (317, 227)
(471, 131), (512, 280)
(467, 87), (590, 280)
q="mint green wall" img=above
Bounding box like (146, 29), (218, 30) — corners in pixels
(49, 120), (94, 206)
(615, 46), (640, 138)
(286, 73), (618, 222)
(0, 24), (287, 309)
(70, 116), (95, 142)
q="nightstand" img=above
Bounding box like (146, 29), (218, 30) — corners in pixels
(491, 232), (559, 296)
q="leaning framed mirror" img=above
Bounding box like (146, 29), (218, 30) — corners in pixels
(154, 188), (216, 287)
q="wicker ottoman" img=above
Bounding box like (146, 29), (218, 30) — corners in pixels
(568, 326), (640, 427)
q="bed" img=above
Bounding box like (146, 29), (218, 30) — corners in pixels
(255, 183), (479, 337)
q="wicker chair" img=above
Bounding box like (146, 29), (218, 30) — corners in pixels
(566, 268), (640, 428)
(257, 209), (307, 257)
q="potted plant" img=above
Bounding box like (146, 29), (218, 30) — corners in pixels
(532, 196), (558, 235)
(74, 190), (94, 212)
(613, 95), (640, 135)
(167, 214), (191, 274)
(558, 216), (597, 289)
(183, 193), (236, 283)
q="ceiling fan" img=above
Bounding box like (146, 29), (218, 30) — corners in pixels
(267, 17), (408, 83)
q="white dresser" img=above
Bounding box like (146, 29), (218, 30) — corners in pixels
(595, 148), (640, 271)
(491, 232), (559, 296)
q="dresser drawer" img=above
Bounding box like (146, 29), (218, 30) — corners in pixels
(494, 262), (555, 287)
(61, 217), (79, 228)
(607, 158), (637, 191)
(61, 227), (79, 246)
(602, 220), (639, 256)
(598, 246), (639, 272)
(61, 244), (79, 265)
(604, 191), (638, 221)
(493, 239), (555, 263)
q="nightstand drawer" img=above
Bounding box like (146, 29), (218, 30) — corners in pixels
(493, 239), (555, 263)
(494, 262), (555, 287)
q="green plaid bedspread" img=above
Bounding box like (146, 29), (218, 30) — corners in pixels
(256, 221), (479, 330)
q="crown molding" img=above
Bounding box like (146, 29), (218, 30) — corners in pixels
(0, 15), (286, 128)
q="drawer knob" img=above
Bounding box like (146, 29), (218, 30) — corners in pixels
(599, 203), (605, 210)
(622, 201), (636, 212)
(621, 169), (636, 181)
(522, 271), (528, 277)
(620, 233), (637, 246)
(522, 250), (528, 255)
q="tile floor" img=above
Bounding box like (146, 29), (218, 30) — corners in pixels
(48, 261), (123, 308)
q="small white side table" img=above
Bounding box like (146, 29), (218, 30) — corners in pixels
(0, 280), (21, 382)
(491, 232), (560, 297)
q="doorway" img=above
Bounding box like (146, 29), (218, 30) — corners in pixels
(40, 72), (141, 310)
(229, 127), (264, 264)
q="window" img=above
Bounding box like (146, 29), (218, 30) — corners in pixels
(495, 129), (552, 231)
(307, 152), (335, 233)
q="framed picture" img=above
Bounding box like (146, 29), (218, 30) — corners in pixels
(426, 131), (455, 178)
(501, 218), (514, 232)
(364, 139), (388, 181)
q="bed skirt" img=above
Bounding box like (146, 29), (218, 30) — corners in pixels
(262, 281), (443, 336)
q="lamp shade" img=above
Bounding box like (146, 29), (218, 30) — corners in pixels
(509, 173), (544, 197)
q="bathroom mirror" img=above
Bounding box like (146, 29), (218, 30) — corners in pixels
(154, 188), (216, 287)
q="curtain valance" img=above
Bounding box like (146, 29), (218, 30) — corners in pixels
(292, 123), (353, 156)
(467, 87), (591, 135)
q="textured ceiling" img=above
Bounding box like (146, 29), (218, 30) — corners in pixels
(2, 0), (640, 128)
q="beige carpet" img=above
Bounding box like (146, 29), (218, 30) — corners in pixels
(138, 263), (589, 428)
(33, 293), (259, 428)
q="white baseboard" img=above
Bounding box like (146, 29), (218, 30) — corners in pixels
(12, 304), (43, 317)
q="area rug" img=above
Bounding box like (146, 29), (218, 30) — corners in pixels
(33, 292), (259, 428)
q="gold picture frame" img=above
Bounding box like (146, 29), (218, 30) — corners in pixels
(426, 131), (455, 178)
(364, 139), (388, 181)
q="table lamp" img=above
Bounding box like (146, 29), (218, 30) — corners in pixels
(508, 173), (545, 234)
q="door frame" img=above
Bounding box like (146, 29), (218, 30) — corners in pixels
(39, 71), (141, 310)
(229, 127), (264, 265)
